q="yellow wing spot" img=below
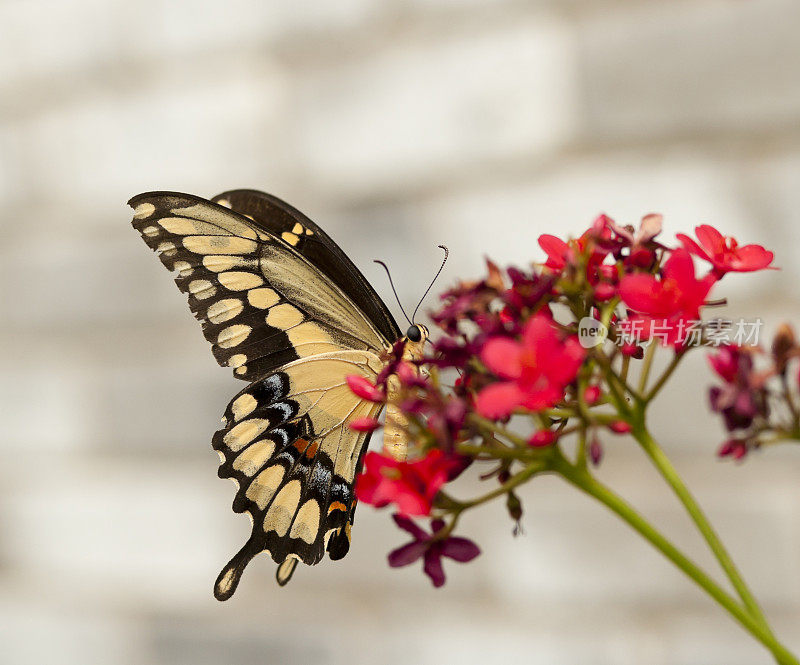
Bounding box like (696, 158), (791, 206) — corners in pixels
(223, 418), (270, 452)
(264, 480), (302, 536)
(173, 260), (193, 277)
(217, 324), (252, 349)
(231, 393), (258, 420)
(266, 303), (303, 328)
(188, 279), (216, 299)
(207, 298), (244, 324)
(160, 216), (232, 237)
(304, 228), (314, 236)
(218, 271), (264, 291)
(247, 287), (280, 309)
(142, 225), (159, 237)
(247, 465), (285, 509)
(289, 500), (321, 544)
(233, 439), (276, 476)
(156, 241), (177, 257)
(291, 223), (304, 234)
(235, 365), (248, 376)
(133, 202), (156, 219)
(228, 354), (247, 368)
(286, 321), (341, 357)
(183, 236), (258, 255)
(202, 255), (256, 272)
(281, 232), (300, 246)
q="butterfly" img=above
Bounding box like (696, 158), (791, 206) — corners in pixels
(130, 189), (439, 600)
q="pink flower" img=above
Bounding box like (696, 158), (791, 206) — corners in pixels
(475, 314), (585, 419)
(619, 249), (717, 346)
(356, 449), (457, 516)
(676, 225), (775, 277)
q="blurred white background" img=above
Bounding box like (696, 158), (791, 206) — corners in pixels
(2, 1), (800, 663)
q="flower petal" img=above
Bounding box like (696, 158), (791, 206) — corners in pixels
(480, 338), (523, 379)
(391, 513), (429, 540)
(423, 548), (446, 587)
(440, 537), (481, 563)
(388, 541), (428, 567)
(694, 225), (725, 256)
(619, 273), (659, 313)
(475, 381), (525, 419)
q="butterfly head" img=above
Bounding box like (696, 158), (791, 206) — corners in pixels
(405, 324), (429, 344)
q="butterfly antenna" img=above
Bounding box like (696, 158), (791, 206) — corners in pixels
(411, 245), (449, 323)
(374, 259), (413, 326)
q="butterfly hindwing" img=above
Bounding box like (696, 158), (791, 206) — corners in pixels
(129, 191), (399, 598)
(212, 350), (384, 600)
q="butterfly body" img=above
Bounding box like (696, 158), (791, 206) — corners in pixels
(129, 189), (420, 599)
(384, 324), (429, 461)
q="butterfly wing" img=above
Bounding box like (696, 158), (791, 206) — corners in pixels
(211, 189), (400, 344)
(129, 191), (398, 598)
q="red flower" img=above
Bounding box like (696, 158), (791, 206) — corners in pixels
(619, 249), (716, 346)
(356, 449), (457, 516)
(475, 314), (585, 419)
(538, 234), (572, 271)
(676, 225), (774, 277)
(388, 515), (480, 588)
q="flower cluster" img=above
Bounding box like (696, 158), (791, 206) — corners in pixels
(709, 325), (800, 460)
(344, 214), (781, 589)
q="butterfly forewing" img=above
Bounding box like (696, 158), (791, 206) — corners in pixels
(129, 191), (398, 599)
(212, 189), (401, 344)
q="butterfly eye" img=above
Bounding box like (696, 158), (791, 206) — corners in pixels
(406, 325), (422, 342)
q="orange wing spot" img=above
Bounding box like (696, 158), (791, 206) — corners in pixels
(304, 440), (320, 459)
(291, 438), (310, 454)
(327, 501), (347, 514)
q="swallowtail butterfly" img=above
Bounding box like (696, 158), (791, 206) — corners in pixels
(130, 190), (429, 600)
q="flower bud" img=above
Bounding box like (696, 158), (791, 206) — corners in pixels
(594, 283), (616, 302)
(771, 323), (797, 375)
(346, 375), (385, 402)
(583, 385), (601, 405)
(609, 421), (632, 434)
(528, 430), (557, 447)
(589, 436), (603, 466)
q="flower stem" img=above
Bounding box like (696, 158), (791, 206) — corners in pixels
(461, 462), (544, 509)
(552, 453), (798, 665)
(638, 342), (658, 395)
(644, 349), (686, 403)
(632, 425), (775, 637)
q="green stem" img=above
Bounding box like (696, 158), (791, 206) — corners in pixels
(638, 342), (657, 395)
(632, 425), (775, 636)
(461, 462), (544, 509)
(644, 350), (686, 403)
(553, 454), (798, 665)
